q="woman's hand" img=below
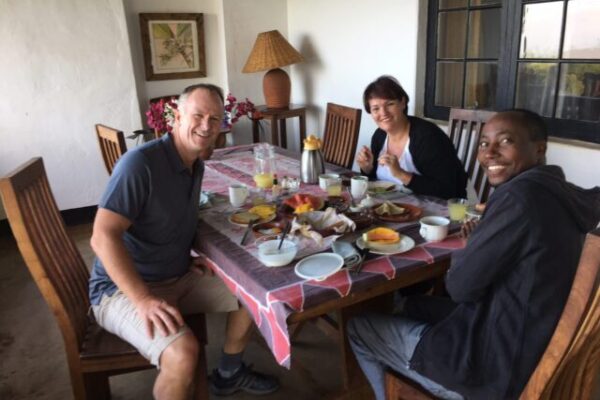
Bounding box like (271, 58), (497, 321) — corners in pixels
(356, 145), (374, 174)
(134, 295), (184, 339)
(378, 153), (412, 185)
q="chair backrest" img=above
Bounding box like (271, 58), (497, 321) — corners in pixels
(95, 124), (127, 174)
(447, 108), (496, 203)
(0, 158), (90, 358)
(321, 103), (362, 169)
(520, 228), (600, 400)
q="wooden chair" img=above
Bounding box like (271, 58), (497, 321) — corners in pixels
(384, 228), (600, 400)
(0, 158), (209, 400)
(447, 108), (496, 203)
(95, 124), (127, 175)
(321, 103), (362, 169)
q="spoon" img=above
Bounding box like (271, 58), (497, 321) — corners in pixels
(277, 220), (292, 251)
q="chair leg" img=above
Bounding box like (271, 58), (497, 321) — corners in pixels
(83, 372), (111, 400)
(194, 345), (210, 400)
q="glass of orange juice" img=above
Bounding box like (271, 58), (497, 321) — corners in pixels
(326, 177), (342, 196)
(447, 198), (469, 221)
(254, 143), (276, 189)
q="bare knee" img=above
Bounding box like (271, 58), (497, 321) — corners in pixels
(160, 332), (199, 377)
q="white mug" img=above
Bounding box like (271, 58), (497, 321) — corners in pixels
(350, 175), (369, 199)
(319, 173), (339, 190)
(229, 184), (248, 207)
(419, 216), (450, 242)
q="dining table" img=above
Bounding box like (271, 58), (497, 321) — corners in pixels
(194, 143), (466, 396)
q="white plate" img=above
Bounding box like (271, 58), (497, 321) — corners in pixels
(294, 253), (344, 281)
(367, 180), (399, 194)
(199, 192), (210, 208)
(356, 235), (415, 255)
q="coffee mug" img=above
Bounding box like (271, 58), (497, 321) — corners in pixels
(419, 216), (450, 242)
(229, 184), (249, 208)
(350, 175), (368, 199)
(319, 173), (339, 190)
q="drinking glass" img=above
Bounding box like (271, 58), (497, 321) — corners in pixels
(253, 143), (276, 189)
(447, 198), (469, 222)
(326, 177), (343, 196)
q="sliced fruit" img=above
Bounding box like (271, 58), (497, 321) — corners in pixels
(362, 227), (400, 244)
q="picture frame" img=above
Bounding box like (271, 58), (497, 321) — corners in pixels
(139, 13), (206, 81)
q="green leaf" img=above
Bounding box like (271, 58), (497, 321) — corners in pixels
(176, 23), (192, 39)
(152, 23), (174, 39)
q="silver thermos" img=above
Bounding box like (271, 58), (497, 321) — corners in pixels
(300, 135), (325, 184)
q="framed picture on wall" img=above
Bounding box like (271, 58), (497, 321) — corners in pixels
(139, 13), (206, 81)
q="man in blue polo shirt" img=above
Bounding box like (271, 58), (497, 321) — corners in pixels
(89, 84), (279, 399)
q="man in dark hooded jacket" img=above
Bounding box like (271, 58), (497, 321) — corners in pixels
(348, 109), (600, 400)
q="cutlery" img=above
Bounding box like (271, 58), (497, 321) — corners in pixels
(277, 220), (292, 251)
(240, 217), (259, 245)
(353, 246), (370, 274)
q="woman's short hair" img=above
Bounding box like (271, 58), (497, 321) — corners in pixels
(178, 83), (225, 115)
(363, 75), (409, 115)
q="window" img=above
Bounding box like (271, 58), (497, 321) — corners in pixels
(425, 0), (600, 143)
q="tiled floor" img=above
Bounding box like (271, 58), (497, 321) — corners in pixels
(0, 224), (349, 400)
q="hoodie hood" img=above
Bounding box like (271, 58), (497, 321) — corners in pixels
(512, 165), (600, 233)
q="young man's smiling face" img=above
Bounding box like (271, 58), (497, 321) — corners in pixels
(478, 113), (547, 187)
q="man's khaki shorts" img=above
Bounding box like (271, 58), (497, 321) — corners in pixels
(92, 271), (239, 367)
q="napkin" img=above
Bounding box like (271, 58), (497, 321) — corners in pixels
(290, 207), (356, 246)
(331, 240), (361, 269)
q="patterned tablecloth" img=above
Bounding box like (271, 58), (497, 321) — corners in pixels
(195, 144), (465, 368)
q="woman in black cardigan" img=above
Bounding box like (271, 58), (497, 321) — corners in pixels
(356, 76), (467, 199)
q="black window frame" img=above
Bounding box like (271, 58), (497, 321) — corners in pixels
(425, 0), (600, 144)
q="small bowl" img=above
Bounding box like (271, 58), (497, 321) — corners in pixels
(256, 236), (298, 267)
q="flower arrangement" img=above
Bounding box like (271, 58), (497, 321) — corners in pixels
(222, 93), (262, 129)
(146, 96), (178, 134)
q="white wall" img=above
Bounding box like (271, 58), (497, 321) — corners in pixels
(0, 0), (141, 219)
(287, 0), (599, 189)
(222, 0), (288, 145)
(287, 0), (420, 156)
(123, 0), (229, 118)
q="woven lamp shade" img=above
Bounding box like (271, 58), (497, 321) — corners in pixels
(243, 30), (304, 109)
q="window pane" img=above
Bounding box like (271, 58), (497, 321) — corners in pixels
(563, 0), (600, 59)
(436, 62), (465, 106)
(465, 62), (498, 108)
(470, 0), (502, 6)
(556, 63), (600, 121)
(515, 63), (558, 117)
(519, 2), (563, 59)
(438, 11), (468, 58)
(439, 0), (467, 10)
(467, 8), (501, 58)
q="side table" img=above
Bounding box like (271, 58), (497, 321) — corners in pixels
(252, 104), (306, 149)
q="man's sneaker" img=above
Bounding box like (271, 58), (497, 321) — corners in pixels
(209, 363), (280, 396)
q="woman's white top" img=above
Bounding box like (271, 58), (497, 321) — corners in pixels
(376, 135), (421, 192)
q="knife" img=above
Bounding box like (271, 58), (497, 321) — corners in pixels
(240, 218), (258, 245)
(353, 246), (371, 274)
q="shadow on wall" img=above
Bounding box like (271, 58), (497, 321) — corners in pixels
(295, 35), (324, 147)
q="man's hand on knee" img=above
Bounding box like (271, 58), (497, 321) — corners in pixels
(190, 257), (215, 277)
(135, 295), (184, 339)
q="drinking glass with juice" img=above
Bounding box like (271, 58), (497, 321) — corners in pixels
(447, 198), (468, 221)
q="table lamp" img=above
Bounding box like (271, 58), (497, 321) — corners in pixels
(242, 30), (304, 109)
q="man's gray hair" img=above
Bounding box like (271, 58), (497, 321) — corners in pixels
(178, 84), (225, 116)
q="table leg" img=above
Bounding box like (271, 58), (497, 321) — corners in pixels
(270, 118), (279, 147)
(252, 120), (260, 143)
(337, 293), (393, 392)
(299, 113), (307, 144)
(279, 119), (287, 149)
